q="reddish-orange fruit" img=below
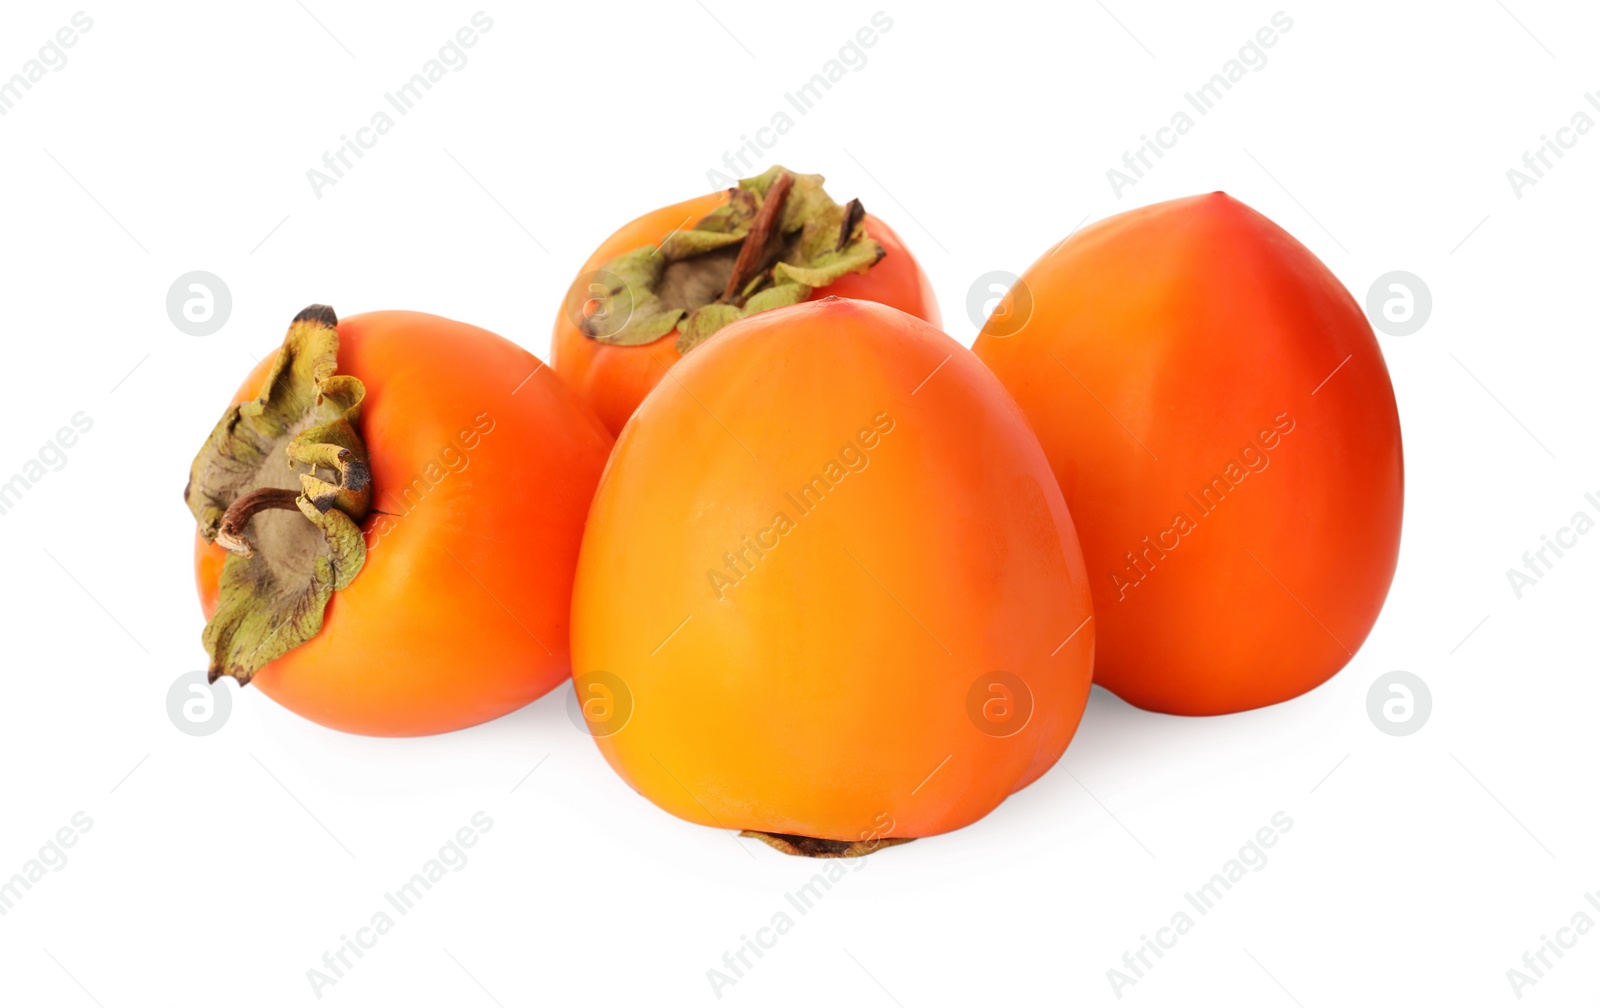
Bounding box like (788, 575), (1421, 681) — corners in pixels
(974, 193), (1403, 715)
(570, 298), (1094, 854)
(187, 306), (612, 736)
(551, 166), (940, 435)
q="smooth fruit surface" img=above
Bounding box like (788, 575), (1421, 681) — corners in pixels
(571, 298), (1093, 843)
(195, 310), (613, 736)
(974, 193), (1403, 715)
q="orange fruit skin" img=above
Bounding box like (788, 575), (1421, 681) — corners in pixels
(551, 191), (941, 436)
(974, 193), (1403, 716)
(570, 298), (1094, 842)
(194, 311), (614, 736)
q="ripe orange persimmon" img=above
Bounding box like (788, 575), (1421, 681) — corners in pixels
(974, 193), (1403, 716)
(551, 166), (940, 435)
(187, 306), (613, 736)
(570, 298), (1093, 854)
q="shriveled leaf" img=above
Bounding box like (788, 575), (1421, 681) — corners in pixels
(203, 496), (365, 685)
(580, 246), (688, 347)
(743, 282), (809, 314)
(660, 228), (746, 260)
(683, 186), (759, 239)
(774, 237), (884, 289)
(185, 305), (373, 685)
(580, 166), (888, 358)
(676, 304), (745, 354)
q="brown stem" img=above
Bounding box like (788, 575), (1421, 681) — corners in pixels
(740, 829), (915, 858)
(722, 170), (795, 304)
(215, 487), (302, 556)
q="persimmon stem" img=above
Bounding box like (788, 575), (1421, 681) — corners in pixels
(215, 487), (301, 556)
(722, 169), (794, 304)
(739, 830), (915, 858)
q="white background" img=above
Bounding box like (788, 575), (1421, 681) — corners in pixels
(1, 1), (1596, 1005)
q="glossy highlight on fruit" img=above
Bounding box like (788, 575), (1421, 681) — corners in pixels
(570, 297), (1093, 852)
(551, 166), (940, 436)
(974, 193), (1403, 716)
(188, 306), (613, 736)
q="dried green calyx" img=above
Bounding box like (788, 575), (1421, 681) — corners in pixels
(573, 166), (886, 355)
(183, 305), (372, 686)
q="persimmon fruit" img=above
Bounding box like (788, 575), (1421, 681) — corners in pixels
(186, 305), (613, 736)
(973, 193), (1403, 716)
(551, 166), (940, 436)
(570, 297), (1094, 854)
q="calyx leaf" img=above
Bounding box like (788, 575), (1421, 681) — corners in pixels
(570, 166), (885, 355)
(184, 305), (372, 685)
